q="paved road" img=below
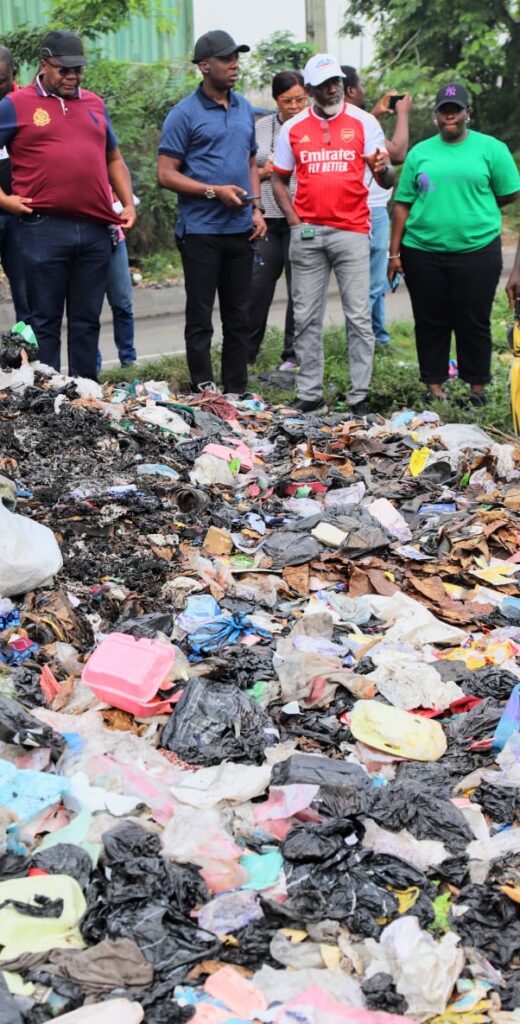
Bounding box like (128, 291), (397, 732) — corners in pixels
(97, 275), (414, 370)
(97, 245), (516, 370)
(0, 246), (515, 373)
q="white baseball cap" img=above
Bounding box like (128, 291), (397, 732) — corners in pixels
(304, 53), (346, 87)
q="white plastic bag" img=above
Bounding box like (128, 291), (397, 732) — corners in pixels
(0, 501), (63, 596)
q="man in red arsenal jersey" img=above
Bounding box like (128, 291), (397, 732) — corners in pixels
(272, 53), (394, 416)
(0, 31), (136, 380)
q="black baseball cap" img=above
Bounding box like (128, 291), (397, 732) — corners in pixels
(192, 30), (249, 64)
(41, 30), (87, 68)
(434, 83), (470, 110)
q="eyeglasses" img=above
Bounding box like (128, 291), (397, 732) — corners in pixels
(278, 94), (307, 107)
(44, 60), (84, 75)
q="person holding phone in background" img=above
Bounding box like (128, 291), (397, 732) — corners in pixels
(248, 71), (307, 371)
(157, 30), (267, 395)
(342, 67), (412, 346)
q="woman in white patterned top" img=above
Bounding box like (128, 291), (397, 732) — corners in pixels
(248, 71), (307, 371)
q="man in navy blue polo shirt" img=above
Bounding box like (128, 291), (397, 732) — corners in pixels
(158, 29), (266, 394)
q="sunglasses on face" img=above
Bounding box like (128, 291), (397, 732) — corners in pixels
(44, 60), (84, 75)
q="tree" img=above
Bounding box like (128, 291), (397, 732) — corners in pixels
(341, 0), (520, 149)
(1, 0), (157, 70)
(244, 31), (315, 90)
(49, 0), (155, 40)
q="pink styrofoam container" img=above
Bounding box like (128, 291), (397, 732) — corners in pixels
(81, 632), (176, 717)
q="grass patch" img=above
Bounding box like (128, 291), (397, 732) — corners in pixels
(134, 248), (183, 285)
(101, 294), (518, 434)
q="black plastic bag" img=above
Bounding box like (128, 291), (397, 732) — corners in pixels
(205, 645), (276, 688)
(451, 884), (520, 968)
(460, 668), (519, 701)
(0, 696), (66, 761)
(272, 753), (371, 789)
(368, 783), (473, 854)
(362, 974), (408, 1015)
(160, 677), (274, 765)
(0, 895), (63, 918)
(471, 781), (518, 824)
(282, 818), (363, 865)
(444, 698), (503, 747)
(101, 822), (209, 913)
(261, 531), (322, 568)
(32, 844), (93, 891)
(219, 920), (279, 969)
(115, 612), (174, 638)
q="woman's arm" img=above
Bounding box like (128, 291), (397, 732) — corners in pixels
(388, 201), (411, 282)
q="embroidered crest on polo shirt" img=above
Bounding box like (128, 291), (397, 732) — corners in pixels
(33, 108), (51, 126)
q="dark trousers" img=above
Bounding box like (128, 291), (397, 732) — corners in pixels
(19, 214), (112, 380)
(177, 231), (253, 394)
(0, 213), (31, 323)
(248, 217), (296, 363)
(401, 237), (502, 385)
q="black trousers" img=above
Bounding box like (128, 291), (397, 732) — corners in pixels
(401, 237), (502, 385)
(248, 217), (296, 363)
(177, 231), (253, 393)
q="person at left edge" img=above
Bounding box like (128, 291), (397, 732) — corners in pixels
(157, 29), (267, 395)
(0, 45), (31, 325)
(0, 30), (136, 381)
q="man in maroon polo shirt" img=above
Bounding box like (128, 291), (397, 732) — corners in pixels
(0, 30), (136, 380)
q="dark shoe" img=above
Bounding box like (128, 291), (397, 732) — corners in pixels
(424, 390), (445, 405)
(348, 399), (371, 416)
(469, 391), (488, 407)
(291, 397), (328, 415)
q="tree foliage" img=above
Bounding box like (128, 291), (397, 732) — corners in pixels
(49, 0), (155, 40)
(341, 0), (520, 148)
(244, 31), (315, 90)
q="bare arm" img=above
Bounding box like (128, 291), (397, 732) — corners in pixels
(0, 186), (33, 215)
(107, 147), (136, 229)
(366, 150), (396, 190)
(506, 235), (520, 306)
(385, 94), (412, 165)
(157, 154), (247, 208)
(271, 170), (300, 225)
(388, 201), (411, 282)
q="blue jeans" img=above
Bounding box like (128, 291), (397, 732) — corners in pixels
(369, 206), (390, 344)
(0, 213), (31, 323)
(105, 238), (136, 367)
(19, 214), (111, 380)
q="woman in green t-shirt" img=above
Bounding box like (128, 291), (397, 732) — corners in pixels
(388, 82), (520, 405)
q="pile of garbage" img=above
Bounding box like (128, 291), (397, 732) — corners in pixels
(0, 359), (519, 1024)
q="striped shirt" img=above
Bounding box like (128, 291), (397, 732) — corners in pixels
(256, 113), (296, 218)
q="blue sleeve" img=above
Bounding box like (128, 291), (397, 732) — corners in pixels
(158, 105), (191, 160)
(250, 105), (258, 158)
(0, 96), (18, 147)
(104, 103), (118, 150)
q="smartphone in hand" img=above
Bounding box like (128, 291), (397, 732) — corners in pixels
(388, 94), (405, 111)
(240, 194), (261, 205)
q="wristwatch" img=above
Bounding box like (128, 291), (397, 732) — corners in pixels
(253, 203), (266, 214)
(204, 187), (217, 199)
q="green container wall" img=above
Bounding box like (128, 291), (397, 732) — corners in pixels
(0, 0), (194, 63)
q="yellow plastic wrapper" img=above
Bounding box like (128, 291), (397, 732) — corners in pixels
(409, 447), (432, 477)
(349, 700), (447, 761)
